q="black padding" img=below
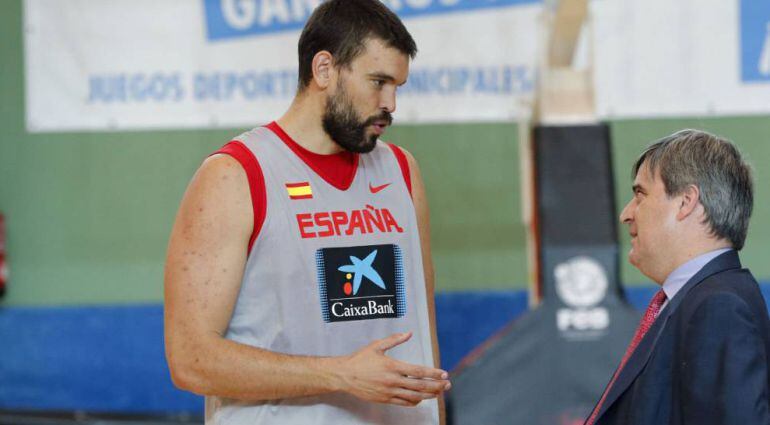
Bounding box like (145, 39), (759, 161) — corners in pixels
(534, 124), (617, 246)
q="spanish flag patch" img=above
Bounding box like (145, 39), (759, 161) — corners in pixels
(285, 182), (313, 200)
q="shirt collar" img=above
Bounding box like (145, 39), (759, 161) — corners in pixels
(661, 248), (733, 301)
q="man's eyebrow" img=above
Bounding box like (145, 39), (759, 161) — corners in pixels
(367, 72), (407, 85)
(367, 72), (396, 81)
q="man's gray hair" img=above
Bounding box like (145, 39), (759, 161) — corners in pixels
(633, 129), (753, 250)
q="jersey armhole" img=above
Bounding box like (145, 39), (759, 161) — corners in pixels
(387, 143), (412, 197)
(212, 141), (266, 254)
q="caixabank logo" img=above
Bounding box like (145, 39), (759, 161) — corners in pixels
(316, 244), (406, 323)
(740, 0), (770, 81)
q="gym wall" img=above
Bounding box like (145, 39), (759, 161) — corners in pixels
(1, 0), (769, 305)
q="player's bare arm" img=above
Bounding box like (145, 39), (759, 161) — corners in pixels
(404, 148), (449, 421)
(164, 154), (450, 405)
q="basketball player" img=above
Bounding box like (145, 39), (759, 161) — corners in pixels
(164, 1), (449, 424)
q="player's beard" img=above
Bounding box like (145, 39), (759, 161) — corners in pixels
(322, 81), (392, 154)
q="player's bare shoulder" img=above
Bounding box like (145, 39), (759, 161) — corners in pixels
(173, 153), (253, 245)
(197, 153), (249, 196)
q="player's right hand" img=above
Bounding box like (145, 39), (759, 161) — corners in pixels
(334, 332), (451, 407)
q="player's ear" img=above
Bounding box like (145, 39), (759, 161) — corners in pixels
(312, 51), (335, 90)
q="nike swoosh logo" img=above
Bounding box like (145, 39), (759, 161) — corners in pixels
(369, 182), (391, 194)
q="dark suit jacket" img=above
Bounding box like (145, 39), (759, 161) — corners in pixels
(592, 250), (770, 425)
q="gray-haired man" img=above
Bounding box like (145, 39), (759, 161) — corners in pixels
(586, 129), (770, 425)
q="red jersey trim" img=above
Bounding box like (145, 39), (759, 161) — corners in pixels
(265, 121), (359, 191)
(387, 143), (412, 196)
(213, 141), (266, 254)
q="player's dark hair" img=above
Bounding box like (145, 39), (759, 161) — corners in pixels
(297, 0), (417, 91)
(633, 129), (754, 250)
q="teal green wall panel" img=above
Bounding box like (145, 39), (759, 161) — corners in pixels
(387, 123), (526, 292)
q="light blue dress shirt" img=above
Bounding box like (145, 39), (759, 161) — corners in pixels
(659, 248), (733, 312)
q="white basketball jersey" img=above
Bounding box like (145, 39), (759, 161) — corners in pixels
(205, 125), (438, 425)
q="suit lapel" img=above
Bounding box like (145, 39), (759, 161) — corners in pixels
(596, 309), (670, 419)
(596, 250), (742, 420)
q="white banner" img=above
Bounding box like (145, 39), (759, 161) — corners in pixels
(23, 0), (538, 132)
(23, 0), (770, 132)
(592, 0), (770, 118)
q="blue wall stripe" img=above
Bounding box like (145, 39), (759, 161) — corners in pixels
(0, 305), (201, 413)
(1, 283), (769, 413)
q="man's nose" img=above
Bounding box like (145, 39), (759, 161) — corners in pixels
(380, 88), (396, 113)
(619, 199), (634, 224)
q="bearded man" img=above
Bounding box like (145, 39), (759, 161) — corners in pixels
(163, 1), (449, 424)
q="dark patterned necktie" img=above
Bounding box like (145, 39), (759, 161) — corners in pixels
(585, 290), (668, 425)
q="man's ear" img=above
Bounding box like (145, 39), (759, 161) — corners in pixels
(311, 51), (335, 90)
(676, 184), (701, 221)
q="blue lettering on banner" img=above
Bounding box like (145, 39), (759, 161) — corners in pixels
(84, 66), (530, 105)
(87, 71), (298, 104)
(203, 0), (541, 41)
(193, 70), (298, 100)
(401, 65), (534, 95)
(88, 73), (185, 103)
(740, 0), (770, 82)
